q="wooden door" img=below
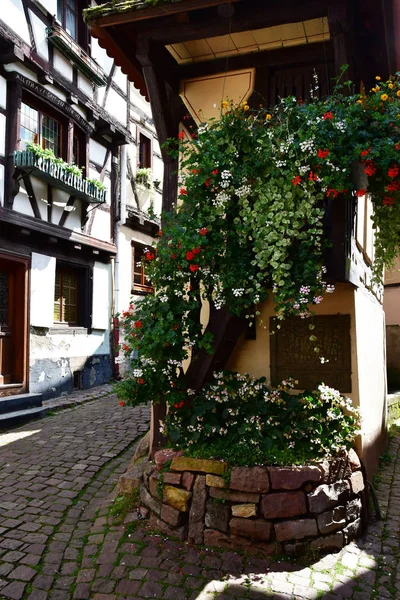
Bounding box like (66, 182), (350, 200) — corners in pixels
(0, 253), (29, 397)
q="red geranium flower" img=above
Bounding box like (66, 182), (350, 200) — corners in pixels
(180, 188), (187, 195)
(383, 197), (395, 206)
(199, 227), (208, 236)
(178, 131), (185, 140)
(137, 378), (145, 385)
(363, 160), (376, 177)
(145, 252), (155, 261)
(211, 169), (219, 175)
(193, 247), (201, 255)
(186, 251), (194, 261)
(157, 230), (162, 237)
(134, 321), (143, 329)
(323, 111), (334, 120)
(189, 264), (199, 272)
(173, 324), (179, 330)
(171, 253), (176, 259)
(355, 189), (367, 197)
(395, 144), (400, 151)
(204, 179), (211, 187)
(119, 401), (126, 407)
(291, 175), (301, 186)
(309, 172), (318, 181)
(388, 165), (399, 178)
(326, 188), (339, 198)
(317, 149), (329, 159)
(360, 148), (371, 157)
(387, 181), (400, 191)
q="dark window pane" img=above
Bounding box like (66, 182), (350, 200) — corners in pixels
(20, 103), (39, 149)
(66, 6), (77, 39)
(42, 115), (60, 156)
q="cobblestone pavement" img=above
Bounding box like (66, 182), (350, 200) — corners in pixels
(0, 395), (399, 600)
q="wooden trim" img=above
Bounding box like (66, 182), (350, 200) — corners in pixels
(5, 79), (22, 209)
(136, 126), (153, 169)
(47, 184), (53, 223)
(0, 206), (117, 254)
(58, 195), (76, 227)
(22, 174), (42, 219)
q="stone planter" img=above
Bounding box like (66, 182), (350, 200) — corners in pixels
(140, 449), (365, 556)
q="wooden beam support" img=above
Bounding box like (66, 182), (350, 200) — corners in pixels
(58, 196), (76, 227)
(327, 0), (355, 81)
(22, 175), (41, 220)
(4, 79), (22, 209)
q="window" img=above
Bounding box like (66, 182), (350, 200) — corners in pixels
(54, 268), (79, 324)
(132, 244), (153, 294)
(20, 102), (61, 157)
(138, 133), (152, 169)
(58, 0), (78, 40)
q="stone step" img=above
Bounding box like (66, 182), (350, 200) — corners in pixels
(0, 393), (43, 415)
(0, 406), (47, 430)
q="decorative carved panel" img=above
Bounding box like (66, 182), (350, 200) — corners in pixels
(270, 315), (352, 392)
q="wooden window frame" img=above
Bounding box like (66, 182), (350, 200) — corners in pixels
(137, 127), (152, 170)
(132, 243), (154, 295)
(53, 263), (92, 328)
(57, 0), (89, 50)
(54, 267), (79, 325)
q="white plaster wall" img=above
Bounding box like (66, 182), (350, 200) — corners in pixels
(91, 36), (114, 76)
(53, 49), (73, 81)
(30, 330), (110, 360)
(90, 210), (111, 242)
(113, 66), (127, 92)
(3, 0), (30, 44)
(0, 114), (5, 157)
(30, 253), (56, 328)
(29, 9), (49, 61)
(42, 85), (67, 102)
(78, 73), (93, 98)
(105, 88), (127, 125)
(354, 287), (387, 475)
(130, 83), (152, 116)
(13, 188), (35, 217)
(4, 63), (38, 82)
(34, 0), (57, 15)
(0, 76), (7, 109)
(92, 262), (111, 329)
(89, 139), (107, 167)
(0, 165), (5, 206)
(65, 203), (82, 232)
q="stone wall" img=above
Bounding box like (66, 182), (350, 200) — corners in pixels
(139, 449), (365, 556)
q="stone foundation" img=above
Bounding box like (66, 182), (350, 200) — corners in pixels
(139, 449), (366, 556)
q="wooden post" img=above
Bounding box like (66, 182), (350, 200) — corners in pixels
(5, 77), (22, 209)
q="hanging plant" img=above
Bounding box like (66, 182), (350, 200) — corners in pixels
(116, 70), (400, 422)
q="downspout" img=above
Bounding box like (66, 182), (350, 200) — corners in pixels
(113, 144), (127, 379)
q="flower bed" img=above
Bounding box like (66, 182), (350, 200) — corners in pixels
(140, 449), (365, 556)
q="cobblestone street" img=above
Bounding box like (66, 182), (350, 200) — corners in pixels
(0, 391), (399, 600)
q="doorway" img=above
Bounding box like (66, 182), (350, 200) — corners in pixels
(0, 253), (29, 397)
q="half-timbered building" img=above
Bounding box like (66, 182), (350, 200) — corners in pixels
(84, 0), (399, 476)
(0, 0), (162, 419)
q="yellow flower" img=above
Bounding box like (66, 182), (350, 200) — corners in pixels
(375, 86), (380, 91)
(221, 101), (229, 109)
(397, 90), (400, 97)
(266, 114), (272, 120)
(376, 76), (381, 81)
(388, 83), (394, 89)
(371, 88), (377, 93)
(356, 99), (363, 104)
(243, 104), (249, 111)
(381, 93), (389, 101)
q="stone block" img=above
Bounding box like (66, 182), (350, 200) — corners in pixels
(346, 497), (362, 522)
(318, 457), (352, 483)
(149, 476), (160, 500)
(283, 542), (307, 557)
(269, 466), (321, 490)
(188, 475), (207, 545)
(275, 519), (318, 542)
(161, 504), (182, 527)
(205, 499), (230, 532)
(343, 518), (361, 543)
(309, 532), (344, 553)
(261, 491), (307, 519)
(230, 467), (270, 493)
(128, 432), (150, 468)
(182, 472), (195, 491)
(170, 457), (227, 475)
(350, 471), (364, 494)
(140, 484), (161, 516)
(231, 504), (257, 518)
(204, 529), (278, 556)
(163, 472), (182, 485)
(317, 506), (346, 534)
(209, 487), (259, 503)
(155, 449), (184, 470)
(118, 462), (147, 494)
(229, 518), (272, 541)
(206, 475), (226, 488)
(308, 480), (350, 514)
(348, 448), (361, 471)
(163, 485), (192, 512)
(149, 514), (186, 541)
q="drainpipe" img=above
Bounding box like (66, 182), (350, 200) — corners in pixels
(113, 144), (127, 379)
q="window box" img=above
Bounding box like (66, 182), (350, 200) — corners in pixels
(46, 24), (107, 86)
(14, 149), (107, 204)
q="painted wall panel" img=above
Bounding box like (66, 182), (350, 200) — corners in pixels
(64, 204), (82, 232)
(0, 114), (6, 157)
(92, 262), (111, 329)
(53, 49), (73, 81)
(43, 85), (67, 102)
(34, 0), (57, 15)
(78, 73), (93, 98)
(0, 76), (7, 110)
(89, 139), (107, 166)
(4, 63), (38, 81)
(90, 210), (111, 242)
(3, 0), (30, 44)
(91, 36), (113, 75)
(131, 83), (152, 116)
(13, 189), (35, 217)
(30, 253), (56, 328)
(29, 9), (49, 61)
(113, 66), (127, 92)
(105, 88), (127, 125)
